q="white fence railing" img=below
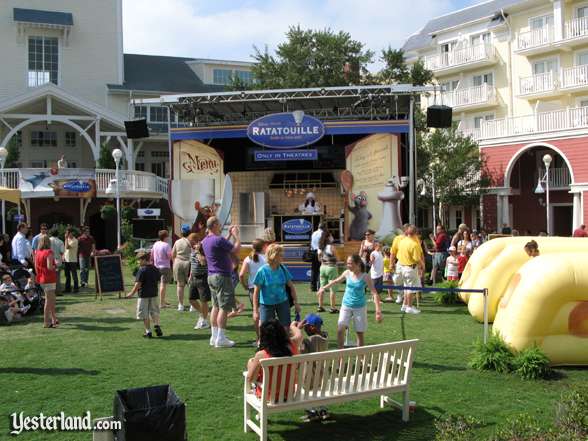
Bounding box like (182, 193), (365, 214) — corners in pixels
(458, 127), (481, 140)
(517, 25), (554, 50)
(560, 64), (588, 89)
(565, 16), (588, 40)
(424, 44), (494, 71)
(481, 106), (588, 139)
(535, 167), (571, 189)
(441, 84), (495, 108)
(0, 168), (168, 199)
(519, 71), (555, 95)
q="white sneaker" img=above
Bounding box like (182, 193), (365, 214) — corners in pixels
(406, 307), (421, 314)
(395, 295), (403, 304)
(209, 334), (216, 346)
(200, 319), (210, 329)
(194, 318), (203, 329)
(189, 305), (196, 312)
(400, 305), (407, 312)
(177, 304), (185, 312)
(215, 336), (235, 348)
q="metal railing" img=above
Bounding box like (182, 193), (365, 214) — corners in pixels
(565, 15), (588, 39)
(440, 83), (495, 108)
(518, 71), (555, 95)
(424, 44), (494, 71)
(516, 25), (554, 50)
(534, 167), (571, 188)
(0, 169), (20, 189)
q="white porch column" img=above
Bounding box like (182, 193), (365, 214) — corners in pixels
(554, 0), (564, 41)
(496, 195), (503, 230)
(572, 191), (582, 228)
(126, 139), (134, 170)
(502, 194), (511, 227)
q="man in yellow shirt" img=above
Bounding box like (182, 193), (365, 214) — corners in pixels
(395, 225), (424, 314)
(390, 224), (409, 304)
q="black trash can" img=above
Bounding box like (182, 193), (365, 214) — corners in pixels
(113, 384), (186, 441)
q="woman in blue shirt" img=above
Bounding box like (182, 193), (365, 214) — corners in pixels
(253, 244), (301, 327)
(319, 254), (382, 348)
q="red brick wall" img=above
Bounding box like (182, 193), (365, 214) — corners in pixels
(483, 194), (497, 231)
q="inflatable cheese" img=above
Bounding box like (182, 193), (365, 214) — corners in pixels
(460, 237), (588, 322)
(493, 254), (588, 366)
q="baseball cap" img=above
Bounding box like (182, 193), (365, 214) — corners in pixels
(181, 224), (191, 234)
(448, 246), (456, 251)
(304, 313), (323, 328)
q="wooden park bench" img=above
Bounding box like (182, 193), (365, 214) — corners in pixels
(243, 339), (418, 441)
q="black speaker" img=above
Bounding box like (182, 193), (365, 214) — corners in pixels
(426, 105), (453, 128)
(124, 119), (149, 139)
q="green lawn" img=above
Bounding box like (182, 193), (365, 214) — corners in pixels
(1, 267), (586, 441)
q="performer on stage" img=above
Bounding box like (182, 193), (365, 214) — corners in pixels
(299, 192), (321, 215)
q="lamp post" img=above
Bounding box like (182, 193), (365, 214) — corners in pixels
(112, 148), (123, 250)
(0, 147), (8, 235)
(534, 154), (552, 235)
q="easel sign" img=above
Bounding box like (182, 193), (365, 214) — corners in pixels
(94, 255), (124, 300)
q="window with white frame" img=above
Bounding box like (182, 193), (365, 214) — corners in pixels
(577, 5), (588, 19)
(149, 106), (167, 122)
(529, 14), (554, 30)
(473, 72), (494, 86)
(474, 114), (494, 128)
(31, 160), (47, 168)
(440, 80), (459, 92)
(151, 151), (169, 158)
(577, 51), (588, 66)
(31, 131), (57, 147)
(440, 41), (457, 53)
(65, 132), (76, 147)
(134, 106), (147, 119)
(235, 70), (253, 83)
(69, 161), (77, 168)
(151, 162), (166, 177)
(28, 36), (58, 87)
(533, 58), (558, 75)
(579, 98), (588, 107)
(454, 208), (463, 230)
(470, 32), (491, 46)
(213, 69), (233, 85)
(136, 151), (145, 158)
(135, 163), (145, 171)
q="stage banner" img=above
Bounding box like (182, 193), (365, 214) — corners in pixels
(19, 168), (97, 198)
(254, 149), (318, 161)
(345, 134), (400, 240)
(171, 140), (224, 233)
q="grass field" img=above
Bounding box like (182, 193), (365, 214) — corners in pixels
(1, 267), (587, 441)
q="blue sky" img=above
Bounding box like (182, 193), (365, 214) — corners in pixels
(124, 0), (481, 71)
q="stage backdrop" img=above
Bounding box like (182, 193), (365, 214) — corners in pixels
(171, 140), (224, 233)
(345, 134), (400, 239)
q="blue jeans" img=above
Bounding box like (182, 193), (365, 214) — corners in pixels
(79, 256), (91, 285)
(259, 300), (291, 327)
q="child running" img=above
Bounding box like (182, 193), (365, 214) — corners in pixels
(240, 238), (266, 343)
(126, 251), (163, 338)
(382, 246), (394, 302)
(445, 246), (459, 281)
(318, 254), (382, 348)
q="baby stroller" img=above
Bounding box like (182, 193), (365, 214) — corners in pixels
(0, 266), (44, 315)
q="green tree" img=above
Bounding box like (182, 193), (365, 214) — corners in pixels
(418, 127), (490, 226)
(379, 48), (433, 86)
(97, 143), (116, 169)
(5, 136), (20, 168)
(250, 26), (374, 89)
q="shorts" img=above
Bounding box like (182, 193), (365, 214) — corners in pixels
(137, 297), (160, 320)
(447, 275), (459, 281)
(432, 252), (447, 269)
(158, 267), (172, 284)
(338, 305), (367, 333)
(259, 300), (291, 327)
(173, 260), (191, 286)
(40, 283), (56, 292)
(392, 266), (404, 286)
(189, 277), (211, 302)
(319, 265), (338, 288)
(400, 265), (421, 294)
(372, 276), (383, 293)
(383, 272), (392, 282)
(208, 274), (236, 312)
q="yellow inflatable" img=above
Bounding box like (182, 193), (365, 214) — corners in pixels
(493, 254), (588, 366)
(460, 237), (588, 322)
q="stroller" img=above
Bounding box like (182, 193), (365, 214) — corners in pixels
(0, 266), (44, 315)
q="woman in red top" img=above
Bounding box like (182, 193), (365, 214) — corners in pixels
(35, 234), (58, 328)
(246, 319), (303, 402)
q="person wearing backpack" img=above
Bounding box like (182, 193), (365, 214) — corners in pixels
(252, 243), (301, 328)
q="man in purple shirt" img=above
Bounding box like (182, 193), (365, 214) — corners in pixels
(201, 216), (241, 348)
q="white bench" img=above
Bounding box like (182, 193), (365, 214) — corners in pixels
(243, 339), (418, 441)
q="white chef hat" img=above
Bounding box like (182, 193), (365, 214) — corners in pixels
(306, 192), (316, 200)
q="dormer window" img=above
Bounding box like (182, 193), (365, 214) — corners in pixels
(28, 36), (58, 87)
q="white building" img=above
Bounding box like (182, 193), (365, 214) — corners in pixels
(0, 1), (253, 247)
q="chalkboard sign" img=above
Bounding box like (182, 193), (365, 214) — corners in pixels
(94, 255), (124, 299)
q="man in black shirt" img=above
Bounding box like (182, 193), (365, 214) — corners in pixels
(127, 252), (163, 338)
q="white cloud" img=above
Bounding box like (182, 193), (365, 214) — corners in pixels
(123, 0), (465, 71)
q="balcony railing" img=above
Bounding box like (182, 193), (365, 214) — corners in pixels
(518, 71), (556, 96)
(534, 167), (571, 189)
(0, 168), (168, 199)
(560, 64), (588, 89)
(516, 25), (554, 51)
(458, 127), (481, 140)
(424, 44), (494, 71)
(565, 16), (588, 40)
(441, 83), (496, 108)
(481, 106), (588, 139)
